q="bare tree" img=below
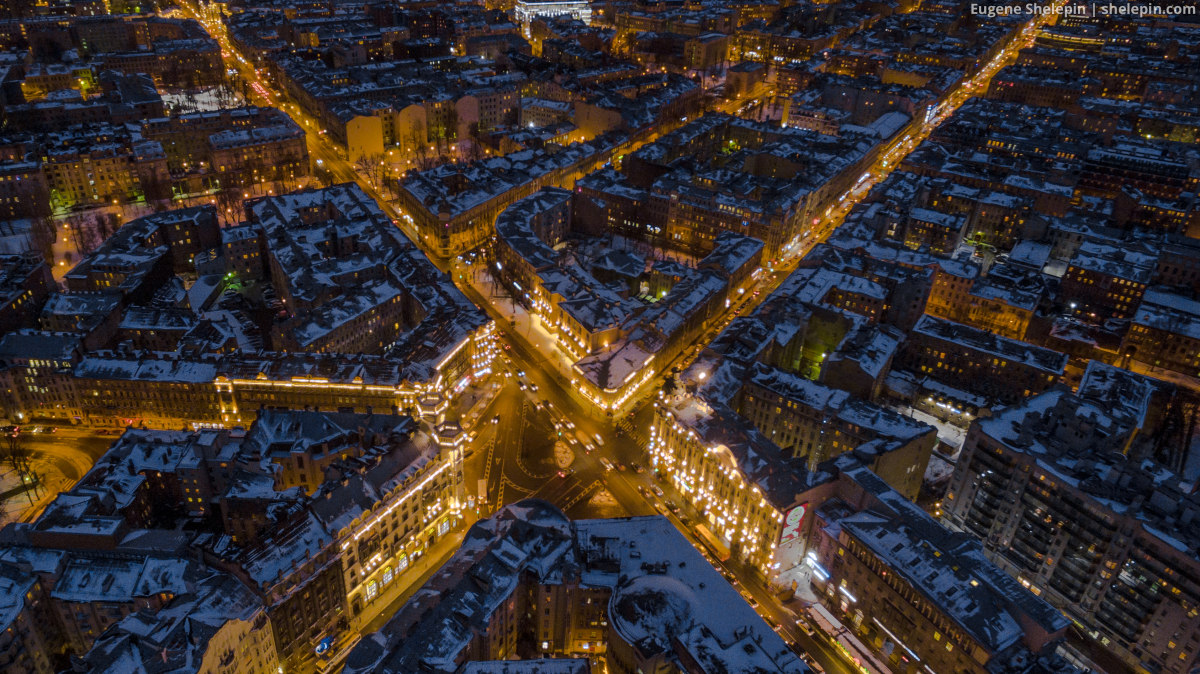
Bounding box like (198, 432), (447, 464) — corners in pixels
(4, 433), (38, 505)
(465, 122), (484, 162)
(438, 107), (459, 156)
(65, 215), (96, 256)
(215, 188), (243, 225)
(355, 154), (388, 191)
(406, 120), (430, 170)
(355, 155), (375, 186)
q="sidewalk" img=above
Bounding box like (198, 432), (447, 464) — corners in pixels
(351, 513), (475, 635)
(0, 472), (42, 525)
(470, 266), (578, 376)
(0, 464), (71, 526)
(461, 263), (603, 416)
(463, 262), (698, 419)
(313, 509), (481, 671)
(449, 376), (502, 430)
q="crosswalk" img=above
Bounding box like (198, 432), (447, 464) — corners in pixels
(616, 418), (648, 446)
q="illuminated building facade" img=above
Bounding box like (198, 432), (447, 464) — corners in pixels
(648, 399), (795, 575)
(494, 188), (762, 412)
(1122, 288), (1200, 378)
(61, 328), (493, 429)
(1060, 240), (1155, 320)
(808, 468), (1072, 674)
(0, 330), (83, 424)
(40, 130), (170, 209)
(514, 0), (592, 34)
(2, 184), (497, 429)
(343, 501), (805, 674)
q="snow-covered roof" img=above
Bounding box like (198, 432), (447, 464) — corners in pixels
(345, 501), (807, 674)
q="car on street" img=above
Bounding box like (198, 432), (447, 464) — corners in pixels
(491, 415), (500, 424)
(599, 458), (614, 471)
(800, 654), (824, 672)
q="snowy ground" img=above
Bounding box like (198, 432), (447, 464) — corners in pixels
(924, 454), (955, 484)
(885, 404), (967, 455)
(583, 489), (623, 518)
(554, 442), (574, 469)
(162, 86), (244, 114)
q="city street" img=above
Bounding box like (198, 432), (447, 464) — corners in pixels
(168, 2), (1063, 671)
(0, 428), (117, 524)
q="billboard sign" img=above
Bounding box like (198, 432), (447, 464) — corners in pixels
(780, 503), (808, 545)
